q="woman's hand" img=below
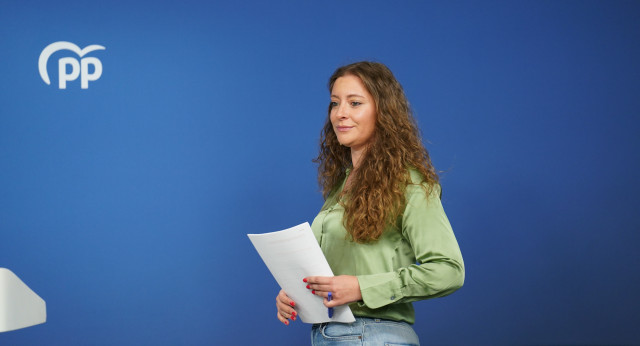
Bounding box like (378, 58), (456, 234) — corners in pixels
(275, 289), (297, 326)
(303, 275), (362, 307)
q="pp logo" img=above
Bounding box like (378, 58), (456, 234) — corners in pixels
(39, 41), (105, 89)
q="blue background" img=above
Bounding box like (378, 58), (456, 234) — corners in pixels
(1, 1), (639, 344)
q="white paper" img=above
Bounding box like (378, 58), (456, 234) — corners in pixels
(248, 222), (355, 324)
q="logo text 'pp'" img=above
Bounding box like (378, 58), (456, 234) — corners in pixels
(39, 41), (105, 89)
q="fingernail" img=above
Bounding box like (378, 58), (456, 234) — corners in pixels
(285, 320), (289, 325)
(290, 301), (295, 307)
(306, 285), (310, 289)
(292, 316), (296, 321)
(312, 290), (315, 294)
(303, 278), (308, 282)
(292, 311), (296, 317)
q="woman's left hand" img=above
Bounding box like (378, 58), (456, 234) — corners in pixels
(303, 275), (362, 307)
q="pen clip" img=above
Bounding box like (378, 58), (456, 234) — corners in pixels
(327, 292), (333, 318)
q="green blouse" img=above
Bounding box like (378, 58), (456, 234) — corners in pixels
(310, 170), (464, 324)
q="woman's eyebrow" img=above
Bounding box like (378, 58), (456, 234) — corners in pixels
(331, 93), (366, 98)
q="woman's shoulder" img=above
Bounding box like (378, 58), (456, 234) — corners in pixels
(320, 183), (344, 211)
(407, 168), (424, 184)
(406, 168), (441, 199)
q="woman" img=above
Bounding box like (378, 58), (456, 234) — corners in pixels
(276, 61), (464, 345)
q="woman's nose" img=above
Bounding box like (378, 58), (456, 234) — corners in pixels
(336, 104), (348, 118)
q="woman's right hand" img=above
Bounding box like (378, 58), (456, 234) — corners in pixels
(276, 289), (297, 325)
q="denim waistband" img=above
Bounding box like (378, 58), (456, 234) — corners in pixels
(313, 316), (409, 327)
(311, 316), (419, 346)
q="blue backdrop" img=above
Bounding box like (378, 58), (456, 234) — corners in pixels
(1, 1), (639, 344)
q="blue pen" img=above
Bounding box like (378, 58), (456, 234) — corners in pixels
(327, 292), (333, 318)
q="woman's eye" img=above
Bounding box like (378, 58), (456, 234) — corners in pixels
(351, 101), (361, 107)
(330, 101), (338, 108)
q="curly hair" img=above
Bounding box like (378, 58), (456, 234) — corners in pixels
(315, 61), (439, 243)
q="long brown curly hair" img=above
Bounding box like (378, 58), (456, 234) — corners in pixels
(315, 61), (439, 243)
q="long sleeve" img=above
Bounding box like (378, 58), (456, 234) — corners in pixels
(357, 184), (465, 309)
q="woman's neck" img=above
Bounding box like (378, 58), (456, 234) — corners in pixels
(345, 147), (365, 190)
(350, 147), (365, 170)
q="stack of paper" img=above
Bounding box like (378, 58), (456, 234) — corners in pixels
(248, 222), (355, 324)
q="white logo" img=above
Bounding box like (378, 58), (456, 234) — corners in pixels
(39, 41), (105, 89)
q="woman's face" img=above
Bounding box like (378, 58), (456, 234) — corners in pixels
(330, 75), (376, 152)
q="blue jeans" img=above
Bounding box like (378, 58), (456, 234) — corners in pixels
(311, 317), (420, 345)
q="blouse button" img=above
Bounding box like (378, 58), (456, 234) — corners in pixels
(390, 295), (396, 300)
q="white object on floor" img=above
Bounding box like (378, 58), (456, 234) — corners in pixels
(0, 268), (47, 332)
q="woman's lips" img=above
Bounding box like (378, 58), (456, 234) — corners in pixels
(336, 126), (353, 132)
